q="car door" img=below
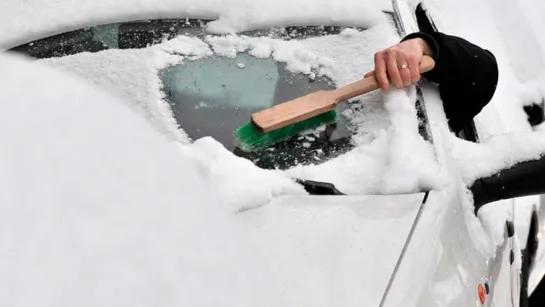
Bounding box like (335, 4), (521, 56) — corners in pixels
(382, 2), (521, 306)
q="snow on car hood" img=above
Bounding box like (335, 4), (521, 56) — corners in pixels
(236, 193), (426, 307)
(0, 0), (389, 49)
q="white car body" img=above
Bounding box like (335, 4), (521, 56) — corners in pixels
(1, 0), (544, 306)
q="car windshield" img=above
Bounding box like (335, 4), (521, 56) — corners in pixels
(10, 17), (436, 194)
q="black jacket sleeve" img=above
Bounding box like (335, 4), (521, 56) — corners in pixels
(402, 32), (499, 133)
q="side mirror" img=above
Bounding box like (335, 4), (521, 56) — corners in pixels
(471, 154), (545, 214)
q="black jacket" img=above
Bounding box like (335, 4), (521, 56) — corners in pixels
(403, 32), (499, 133)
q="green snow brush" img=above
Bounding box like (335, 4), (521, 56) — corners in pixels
(234, 55), (435, 151)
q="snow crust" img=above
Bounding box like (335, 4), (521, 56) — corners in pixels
(0, 52), (286, 307)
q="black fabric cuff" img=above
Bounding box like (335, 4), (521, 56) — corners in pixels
(401, 32), (440, 62)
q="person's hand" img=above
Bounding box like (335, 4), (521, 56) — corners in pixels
(365, 38), (433, 90)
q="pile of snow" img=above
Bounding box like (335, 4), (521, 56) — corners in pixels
(0, 52), (288, 306)
(288, 89), (443, 194)
(180, 137), (304, 212)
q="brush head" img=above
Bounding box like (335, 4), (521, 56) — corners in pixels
(251, 90), (337, 133)
(234, 110), (337, 151)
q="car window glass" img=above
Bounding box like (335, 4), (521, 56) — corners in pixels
(162, 52), (354, 168)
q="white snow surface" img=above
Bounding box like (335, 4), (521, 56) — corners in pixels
(0, 0), (389, 49)
(0, 52), (290, 306)
(450, 132), (545, 185)
(39, 36), (214, 143)
(40, 48), (185, 142)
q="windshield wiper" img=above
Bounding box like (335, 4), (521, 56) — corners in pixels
(295, 179), (345, 195)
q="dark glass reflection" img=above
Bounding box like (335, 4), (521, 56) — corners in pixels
(162, 53), (355, 169)
(10, 19), (208, 58)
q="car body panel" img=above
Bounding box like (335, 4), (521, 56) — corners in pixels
(382, 187), (515, 307)
(235, 194), (425, 307)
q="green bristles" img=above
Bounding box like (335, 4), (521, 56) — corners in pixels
(234, 110), (337, 151)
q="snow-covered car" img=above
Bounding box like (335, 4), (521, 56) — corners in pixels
(2, 0), (545, 306)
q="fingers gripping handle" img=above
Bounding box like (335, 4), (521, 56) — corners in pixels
(333, 55), (436, 102)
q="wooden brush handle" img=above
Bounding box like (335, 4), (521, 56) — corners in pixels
(332, 55), (435, 102)
(250, 56), (436, 133)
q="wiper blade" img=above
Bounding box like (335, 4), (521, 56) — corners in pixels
(295, 179), (345, 195)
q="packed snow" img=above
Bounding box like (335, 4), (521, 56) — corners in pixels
(0, 52), (288, 307)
